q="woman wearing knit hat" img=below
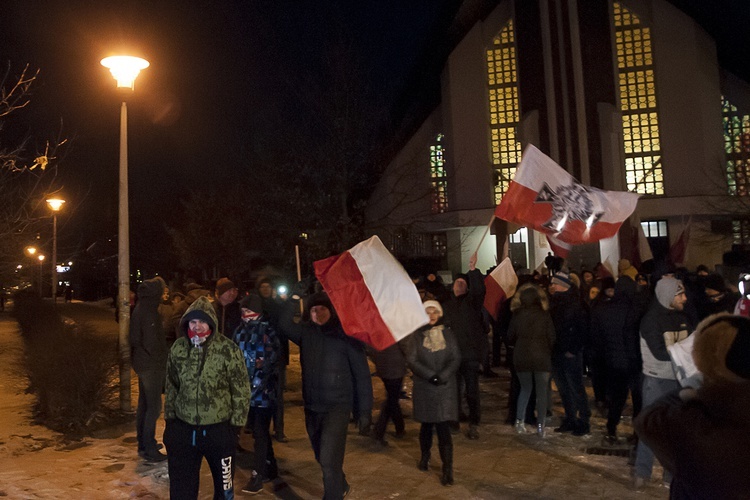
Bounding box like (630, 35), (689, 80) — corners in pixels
(634, 313), (750, 498)
(403, 299), (461, 486)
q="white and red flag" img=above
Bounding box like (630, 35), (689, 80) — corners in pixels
(314, 236), (429, 350)
(483, 257), (518, 321)
(495, 145), (639, 253)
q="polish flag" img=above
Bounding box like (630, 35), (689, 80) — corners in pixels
(483, 257), (518, 321)
(314, 236), (429, 350)
(669, 218), (692, 265)
(495, 145), (639, 248)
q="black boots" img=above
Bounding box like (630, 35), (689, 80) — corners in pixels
(438, 442), (454, 486)
(418, 453), (430, 471)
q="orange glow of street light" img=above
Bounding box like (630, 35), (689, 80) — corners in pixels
(46, 198), (65, 211)
(38, 254), (45, 262)
(100, 56), (150, 90)
(26, 246), (37, 256)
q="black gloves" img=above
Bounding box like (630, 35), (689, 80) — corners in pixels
(429, 375), (443, 386)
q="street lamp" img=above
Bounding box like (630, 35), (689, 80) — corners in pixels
(101, 54), (149, 411)
(46, 198), (65, 305)
(38, 254), (45, 297)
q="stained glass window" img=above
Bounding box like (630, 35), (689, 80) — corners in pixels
(430, 133), (448, 213)
(722, 96), (750, 196)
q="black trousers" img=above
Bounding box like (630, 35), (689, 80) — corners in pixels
(164, 418), (237, 500)
(419, 421), (452, 463)
(456, 360), (481, 425)
(374, 377), (405, 440)
(305, 408), (350, 500)
(135, 370), (164, 453)
(273, 364), (286, 437)
(250, 406), (276, 477)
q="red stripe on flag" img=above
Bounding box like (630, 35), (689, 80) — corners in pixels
(314, 251), (396, 350)
(483, 277), (508, 322)
(495, 182), (626, 245)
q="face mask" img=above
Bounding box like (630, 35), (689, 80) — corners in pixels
(188, 327), (210, 347)
(241, 311), (261, 322)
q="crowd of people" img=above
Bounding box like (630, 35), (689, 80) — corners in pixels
(126, 256), (750, 498)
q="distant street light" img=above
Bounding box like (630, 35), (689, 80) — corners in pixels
(101, 54), (149, 411)
(46, 198), (65, 305)
(37, 254), (45, 297)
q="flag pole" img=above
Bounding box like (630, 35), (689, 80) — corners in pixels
(295, 245), (304, 314)
(474, 215), (496, 256)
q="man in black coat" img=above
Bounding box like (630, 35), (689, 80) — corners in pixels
(590, 276), (642, 442)
(442, 253), (486, 440)
(129, 277), (169, 461)
(279, 289), (372, 500)
(549, 271), (591, 436)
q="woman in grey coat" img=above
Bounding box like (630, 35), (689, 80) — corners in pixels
(403, 300), (461, 486)
(507, 283), (556, 437)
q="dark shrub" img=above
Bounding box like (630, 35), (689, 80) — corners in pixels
(12, 290), (120, 434)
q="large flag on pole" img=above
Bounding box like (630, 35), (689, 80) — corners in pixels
(495, 145), (640, 253)
(483, 257), (518, 321)
(314, 236), (429, 350)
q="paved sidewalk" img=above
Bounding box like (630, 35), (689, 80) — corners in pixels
(216, 349), (667, 499)
(0, 303), (669, 499)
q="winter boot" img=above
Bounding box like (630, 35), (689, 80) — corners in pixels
(418, 425), (432, 471)
(438, 442), (454, 486)
(537, 422), (546, 438)
(514, 419), (528, 434)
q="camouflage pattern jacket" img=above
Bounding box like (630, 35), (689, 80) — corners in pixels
(165, 296), (251, 427)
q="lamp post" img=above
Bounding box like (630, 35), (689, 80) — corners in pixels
(101, 55), (149, 411)
(37, 254), (45, 297)
(46, 198), (65, 305)
(25, 246), (38, 294)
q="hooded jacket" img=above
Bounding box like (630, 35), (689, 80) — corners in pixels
(129, 278), (168, 374)
(164, 296), (251, 427)
(507, 284), (556, 372)
(640, 293), (692, 380)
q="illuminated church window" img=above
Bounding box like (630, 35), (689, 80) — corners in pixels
(614, 3), (663, 195)
(722, 96), (750, 196)
(486, 19), (522, 205)
(430, 133), (448, 213)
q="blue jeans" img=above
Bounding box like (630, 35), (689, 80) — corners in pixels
(553, 352), (590, 425)
(516, 371), (550, 423)
(634, 375), (681, 480)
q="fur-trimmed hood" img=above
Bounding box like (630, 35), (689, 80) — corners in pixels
(693, 312), (750, 384)
(510, 283), (549, 312)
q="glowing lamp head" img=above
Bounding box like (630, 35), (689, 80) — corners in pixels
(101, 56), (150, 90)
(38, 254), (45, 262)
(46, 198), (65, 212)
(26, 246), (37, 256)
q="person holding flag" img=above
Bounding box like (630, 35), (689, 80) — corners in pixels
(279, 285), (372, 499)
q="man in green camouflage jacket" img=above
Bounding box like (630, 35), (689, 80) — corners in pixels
(164, 296), (251, 499)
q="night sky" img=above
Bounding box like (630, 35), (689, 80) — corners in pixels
(1, 0), (748, 269)
(1, 0), (445, 264)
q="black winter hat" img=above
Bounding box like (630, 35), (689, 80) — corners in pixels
(240, 294), (263, 314)
(307, 292), (333, 312)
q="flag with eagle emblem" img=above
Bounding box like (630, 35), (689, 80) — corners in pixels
(495, 145), (639, 254)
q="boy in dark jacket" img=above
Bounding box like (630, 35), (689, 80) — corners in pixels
(234, 294), (281, 495)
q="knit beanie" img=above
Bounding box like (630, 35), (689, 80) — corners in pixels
(655, 276), (684, 309)
(423, 299), (443, 317)
(239, 294), (263, 314)
(693, 313), (750, 382)
(551, 271), (573, 289)
(215, 277), (236, 297)
(307, 292), (333, 312)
